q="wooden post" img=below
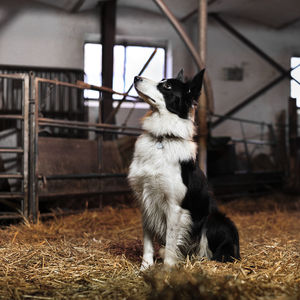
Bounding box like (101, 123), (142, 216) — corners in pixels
(198, 0), (208, 175)
(101, 0), (116, 126)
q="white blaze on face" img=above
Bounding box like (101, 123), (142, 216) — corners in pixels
(134, 77), (166, 109)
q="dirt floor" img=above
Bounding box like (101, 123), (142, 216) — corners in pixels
(0, 194), (299, 299)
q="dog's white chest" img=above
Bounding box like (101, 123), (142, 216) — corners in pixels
(128, 134), (196, 205)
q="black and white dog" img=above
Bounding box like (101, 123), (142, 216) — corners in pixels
(128, 70), (240, 270)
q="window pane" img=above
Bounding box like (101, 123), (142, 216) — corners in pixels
(291, 57), (300, 107)
(84, 43), (102, 99)
(84, 43), (166, 106)
(124, 46), (165, 97)
(113, 45), (125, 100)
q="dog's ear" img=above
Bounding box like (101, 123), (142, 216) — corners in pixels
(190, 69), (205, 100)
(176, 69), (184, 82)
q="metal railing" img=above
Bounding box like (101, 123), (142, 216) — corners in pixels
(210, 112), (278, 173)
(28, 76), (143, 221)
(0, 73), (30, 219)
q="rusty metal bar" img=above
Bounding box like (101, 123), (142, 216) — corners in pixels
(76, 80), (127, 96)
(154, 0), (203, 68)
(0, 214), (24, 220)
(0, 173), (23, 179)
(39, 122), (140, 136)
(198, 0), (208, 175)
(153, 0), (214, 113)
(0, 114), (23, 120)
(0, 148), (23, 153)
(0, 192), (24, 199)
(0, 73), (25, 80)
(39, 189), (131, 200)
(39, 173), (126, 180)
(36, 77), (126, 95)
(38, 117), (142, 132)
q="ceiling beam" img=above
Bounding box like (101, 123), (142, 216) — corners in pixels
(71, 0), (86, 13)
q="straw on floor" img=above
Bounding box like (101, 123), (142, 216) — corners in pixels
(0, 195), (299, 299)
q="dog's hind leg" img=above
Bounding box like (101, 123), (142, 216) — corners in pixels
(141, 227), (154, 271)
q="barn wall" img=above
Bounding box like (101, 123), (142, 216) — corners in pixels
(0, 1), (192, 74)
(0, 0), (99, 69)
(0, 0), (299, 154)
(189, 16), (300, 150)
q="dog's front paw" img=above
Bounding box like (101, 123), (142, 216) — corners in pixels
(163, 257), (177, 268)
(140, 260), (154, 271)
(140, 255), (154, 271)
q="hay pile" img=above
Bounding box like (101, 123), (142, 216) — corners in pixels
(0, 195), (299, 299)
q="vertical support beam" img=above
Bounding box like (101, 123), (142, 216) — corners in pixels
(34, 76), (40, 221)
(23, 74), (30, 218)
(198, 0), (208, 175)
(101, 0), (116, 126)
(29, 72), (38, 221)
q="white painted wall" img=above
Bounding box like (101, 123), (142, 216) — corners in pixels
(190, 16), (300, 153)
(0, 1), (191, 72)
(0, 0), (99, 69)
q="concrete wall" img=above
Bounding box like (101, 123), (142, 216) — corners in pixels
(195, 16), (300, 149)
(0, 0), (99, 69)
(0, 1), (192, 73)
(0, 0), (299, 154)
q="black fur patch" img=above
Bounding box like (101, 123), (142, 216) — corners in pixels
(204, 211), (240, 262)
(156, 69), (205, 119)
(157, 79), (190, 119)
(180, 159), (240, 262)
(180, 159), (216, 221)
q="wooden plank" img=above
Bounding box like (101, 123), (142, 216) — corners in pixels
(38, 137), (98, 175)
(37, 137), (126, 196)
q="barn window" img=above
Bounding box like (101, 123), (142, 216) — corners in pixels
(84, 43), (166, 106)
(291, 57), (300, 107)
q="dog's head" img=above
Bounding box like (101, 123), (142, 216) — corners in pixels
(134, 69), (205, 119)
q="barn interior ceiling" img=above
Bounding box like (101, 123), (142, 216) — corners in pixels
(32, 0), (300, 29)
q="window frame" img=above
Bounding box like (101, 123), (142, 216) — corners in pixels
(83, 41), (167, 102)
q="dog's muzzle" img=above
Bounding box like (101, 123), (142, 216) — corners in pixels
(134, 76), (158, 109)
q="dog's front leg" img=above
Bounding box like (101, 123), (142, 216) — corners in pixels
(141, 226), (154, 271)
(164, 205), (182, 267)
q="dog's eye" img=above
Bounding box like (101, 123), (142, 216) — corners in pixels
(163, 82), (172, 90)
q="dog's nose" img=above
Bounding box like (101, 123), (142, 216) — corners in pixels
(134, 76), (143, 83)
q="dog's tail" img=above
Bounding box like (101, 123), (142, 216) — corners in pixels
(202, 210), (240, 262)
